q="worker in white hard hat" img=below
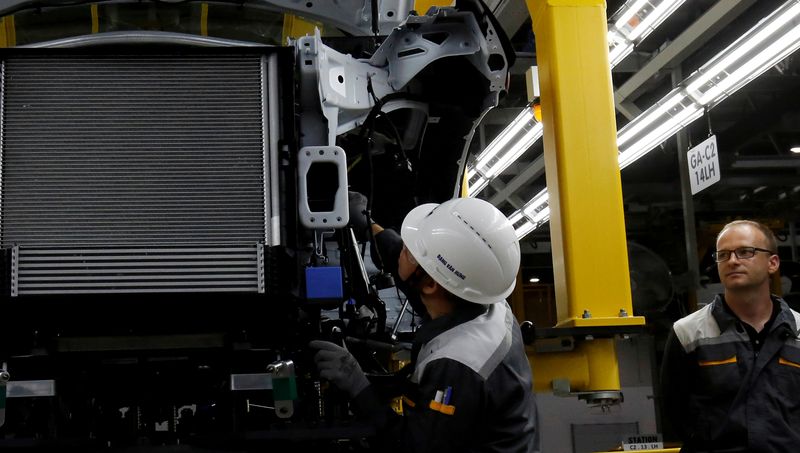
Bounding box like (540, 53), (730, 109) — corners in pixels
(311, 195), (540, 453)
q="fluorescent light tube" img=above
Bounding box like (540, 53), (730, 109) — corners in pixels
(512, 0), (800, 239)
(701, 31), (800, 105)
(620, 0), (800, 169)
(690, 14), (800, 105)
(522, 188), (549, 216)
(467, 107), (541, 197)
(468, 174), (490, 196)
(626, 0), (688, 41)
(608, 0), (688, 65)
(509, 211), (525, 225)
(483, 123), (544, 178)
(508, 188), (550, 238)
(514, 219), (537, 239)
(609, 40), (635, 67)
(473, 107), (534, 171)
(616, 90), (685, 147)
(531, 205), (551, 224)
(469, 0), (688, 196)
(686, 1), (800, 100)
(613, 0), (650, 31)
(618, 100), (703, 169)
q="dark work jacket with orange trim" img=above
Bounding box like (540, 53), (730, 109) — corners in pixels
(661, 294), (800, 453)
(354, 228), (540, 453)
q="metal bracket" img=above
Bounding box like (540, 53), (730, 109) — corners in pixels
(297, 146), (348, 229)
(231, 373), (273, 391)
(369, 7), (508, 92)
(296, 29), (393, 145)
(532, 336), (575, 353)
(313, 230), (336, 260)
(552, 378), (623, 409)
(297, 4), (505, 146)
(532, 325), (647, 342)
(267, 360), (297, 419)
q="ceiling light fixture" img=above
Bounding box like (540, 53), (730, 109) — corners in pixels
(684, 0), (800, 107)
(617, 89), (704, 169)
(466, 105), (543, 196)
(529, 277), (541, 283)
(508, 188), (549, 239)
(608, 0), (689, 66)
(510, 0), (800, 239)
(467, 0), (689, 196)
(618, 0), (800, 169)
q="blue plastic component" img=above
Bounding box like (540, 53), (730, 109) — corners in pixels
(305, 266), (344, 300)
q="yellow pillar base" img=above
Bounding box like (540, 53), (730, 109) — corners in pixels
(530, 338), (620, 393)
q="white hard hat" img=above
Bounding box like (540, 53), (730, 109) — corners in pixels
(400, 198), (520, 305)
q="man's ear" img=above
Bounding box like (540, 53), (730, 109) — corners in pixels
(419, 275), (439, 296)
(768, 254), (780, 275)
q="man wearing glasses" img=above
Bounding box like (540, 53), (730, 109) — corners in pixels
(661, 220), (800, 453)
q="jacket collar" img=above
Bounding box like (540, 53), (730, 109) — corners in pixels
(411, 302), (488, 362)
(711, 293), (795, 335)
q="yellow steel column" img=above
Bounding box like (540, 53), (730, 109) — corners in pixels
(524, 0), (644, 393)
(413, 1), (454, 14)
(281, 14), (318, 42)
(0, 15), (16, 48)
(526, 0), (642, 328)
(200, 3), (209, 37)
(91, 4), (99, 34)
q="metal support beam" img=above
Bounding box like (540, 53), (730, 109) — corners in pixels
(673, 67), (700, 314)
(492, 0), (530, 44)
(615, 0), (756, 104)
(528, 0), (639, 328)
(489, 154), (545, 205)
(487, 177), (527, 209)
(525, 0), (644, 398)
(616, 100), (642, 121)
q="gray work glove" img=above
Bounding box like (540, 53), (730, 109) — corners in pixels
(309, 340), (370, 397)
(348, 191), (370, 241)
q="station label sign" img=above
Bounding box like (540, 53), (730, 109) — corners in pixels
(622, 433), (663, 451)
(688, 135), (720, 195)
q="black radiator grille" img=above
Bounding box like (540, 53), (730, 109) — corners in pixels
(12, 245), (264, 295)
(0, 54), (269, 247)
(0, 51), (283, 295)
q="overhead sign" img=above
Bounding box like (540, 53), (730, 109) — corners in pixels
(622, 433), (663, 451)
(687, 135), (720, 195)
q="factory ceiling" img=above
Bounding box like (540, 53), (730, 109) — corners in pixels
(476, 0), (800, 289)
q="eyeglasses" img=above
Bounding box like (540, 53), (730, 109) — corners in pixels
(712, 247), (775, 263)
